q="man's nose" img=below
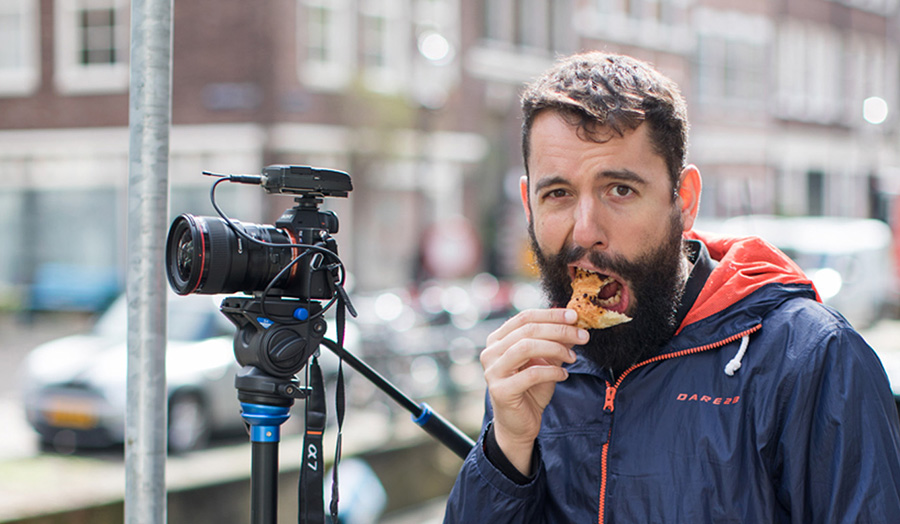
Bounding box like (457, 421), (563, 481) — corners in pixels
(571, 196), (608, 250)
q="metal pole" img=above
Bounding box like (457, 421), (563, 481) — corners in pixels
(125, 0), (173, 523)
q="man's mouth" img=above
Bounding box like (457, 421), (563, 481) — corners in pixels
(571, 267), (630, 315)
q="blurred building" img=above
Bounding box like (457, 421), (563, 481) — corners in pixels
(0, 0), (898, 307)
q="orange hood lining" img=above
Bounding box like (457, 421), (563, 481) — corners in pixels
(678, 229), (820, 334)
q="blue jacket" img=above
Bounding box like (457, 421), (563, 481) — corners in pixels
(445, 232), (900, 523)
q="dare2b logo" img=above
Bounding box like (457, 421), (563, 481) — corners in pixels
(676, 393), (741, 406)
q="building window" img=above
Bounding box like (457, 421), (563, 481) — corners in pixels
(360, 0), (409, 93)
(0, 0), (40, 97)
(519, 0), (550, 50)
(361, 7), (388, 69)
(79, 7), (118, 65)
(584, 0), (692, 52)
(54, 0), (129, 95)
(807, 170), (825, 216)
(775, 20), (845, 124)
(299, 0), (356, 91)
(482, 0), (573, 54)
(306, 2), (332, 63)
(845, 32), (896, 129)
(696, 37), (767, 110)
(483, 0), (514, 44)
(694, 9), (770, 112)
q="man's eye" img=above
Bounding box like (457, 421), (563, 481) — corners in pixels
(613, 185), (634, 197)
(544, 189), (568, 199)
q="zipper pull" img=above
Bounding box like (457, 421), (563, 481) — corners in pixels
(604, 385), (617, 412)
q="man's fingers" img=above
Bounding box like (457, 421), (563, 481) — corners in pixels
(482, 320), (586, 371)
(486, 336), (578, 378)
(486, 308), (579, 346)
(488, 363), (570, 398)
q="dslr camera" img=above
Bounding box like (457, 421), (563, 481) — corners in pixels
(165, 165), (352, 389)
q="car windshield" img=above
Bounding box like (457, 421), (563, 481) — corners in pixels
(92, 295), (233, 341)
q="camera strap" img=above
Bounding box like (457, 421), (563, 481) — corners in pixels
(328, 298), (348, 523)
(299, 356), (326, 524)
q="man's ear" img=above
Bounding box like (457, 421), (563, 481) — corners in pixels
(677, 165), (702, 231)
(519, 175), (532, 223)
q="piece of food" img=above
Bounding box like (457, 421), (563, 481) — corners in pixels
(566, 268), (632, 329)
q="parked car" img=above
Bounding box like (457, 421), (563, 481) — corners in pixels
(21, 293), (243, 453)
(694, 215), (897, 329)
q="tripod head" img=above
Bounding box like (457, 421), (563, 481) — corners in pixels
(222, 295), (328, 405)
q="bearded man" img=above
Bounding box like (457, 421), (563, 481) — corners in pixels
(444, 52), (900, 523)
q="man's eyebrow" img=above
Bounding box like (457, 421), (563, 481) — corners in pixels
(532, 175), (569, 193)
(602, 169), (648, 186)
(532, 169), (648, 193)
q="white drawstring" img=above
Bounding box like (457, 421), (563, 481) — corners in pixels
(724, 335), (750, 376)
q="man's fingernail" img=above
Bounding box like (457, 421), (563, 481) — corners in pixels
(565, 309), (577, 322)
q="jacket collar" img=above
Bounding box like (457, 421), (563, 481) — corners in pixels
(677, 230), (819, 334)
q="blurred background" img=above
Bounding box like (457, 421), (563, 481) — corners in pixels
(2, 0), (900, 522)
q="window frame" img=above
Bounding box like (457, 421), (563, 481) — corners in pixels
(54, 0), (130, 95)
(298, 0), (357, 92)
(0, 0), (41, 98)
(359, 0), (410, 94)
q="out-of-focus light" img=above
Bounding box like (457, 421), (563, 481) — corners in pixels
(374, 292), (404, 322)
(448, 337), (477, 365)
(441, 285), (471, 315)
(511, 282), (544, 311)
(410, 356), (440, 390)
(470, 272), (500, 302)
(450, 308), (480, 331)
(392, 308), (417, 332)
(418, 31), (453, 64)
(863, 96), (889, 125)
(418, 284), (444, 315)
(811, 268), (842, 301)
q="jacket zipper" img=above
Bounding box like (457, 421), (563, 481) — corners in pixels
(596, 323), (762, 524)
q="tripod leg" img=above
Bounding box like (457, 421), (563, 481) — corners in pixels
(241, 403), (291, 524)
(251, 441), (279, 524)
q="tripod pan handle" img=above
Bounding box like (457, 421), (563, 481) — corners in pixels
(412, 403), (475, 459)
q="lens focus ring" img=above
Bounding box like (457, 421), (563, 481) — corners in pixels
(201, 218), (235, 293)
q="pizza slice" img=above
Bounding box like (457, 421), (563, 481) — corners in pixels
(566, 268), (632, 330)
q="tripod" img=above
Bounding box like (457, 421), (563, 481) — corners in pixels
(164, 166), (475, 523)
(228, 298), (476, 524)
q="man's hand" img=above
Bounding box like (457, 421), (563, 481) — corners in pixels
(481, 308), (588, 476)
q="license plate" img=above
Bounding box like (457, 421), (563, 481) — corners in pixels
(44, 398), (98, 429)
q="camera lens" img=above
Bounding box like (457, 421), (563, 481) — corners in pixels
(165, 214), (298, 296)
(174, 227), (195, 282)
(166, 215), (203, 294)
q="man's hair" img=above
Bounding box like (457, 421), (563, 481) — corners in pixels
(521, 52), (689, 192)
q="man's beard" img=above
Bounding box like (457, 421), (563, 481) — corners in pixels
(528, 210), (688, 374)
